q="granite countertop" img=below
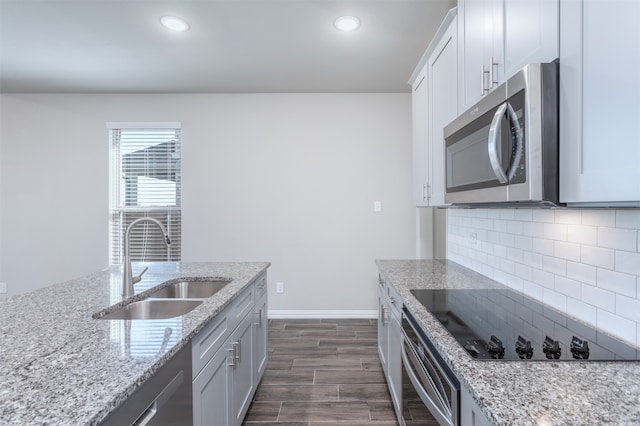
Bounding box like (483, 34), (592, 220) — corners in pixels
(376, 259), (640, 426)
(0, 261), (270, 425)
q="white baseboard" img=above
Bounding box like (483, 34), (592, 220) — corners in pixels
(268, 310), (377, 319)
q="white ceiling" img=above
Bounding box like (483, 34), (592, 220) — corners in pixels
(0, 0), (454, 94)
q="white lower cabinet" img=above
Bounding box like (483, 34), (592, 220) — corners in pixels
(377, 276), (402, 421)
(193, 342), (231, 425)
(192, 273), (268, 426)
(460, 384), (492, 426)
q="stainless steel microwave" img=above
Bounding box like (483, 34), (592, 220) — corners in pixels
(443, 62), (559, 207)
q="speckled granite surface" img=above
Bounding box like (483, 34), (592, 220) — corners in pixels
(0, 261), (269, 425)
(376, 259), (640, 426)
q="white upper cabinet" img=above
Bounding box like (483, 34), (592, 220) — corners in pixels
(458, 0), (559, 112)
(428, 18), (459, 206)
(560, 0), (640, 206)
(412, 70), (430, 207)
(411, 9), (458, 208)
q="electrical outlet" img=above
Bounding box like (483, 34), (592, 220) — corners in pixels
(276, 282), (284, 294)
(0, 282), (7, 294)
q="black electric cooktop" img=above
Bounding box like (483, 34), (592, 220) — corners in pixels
(410, 288), (639, 361)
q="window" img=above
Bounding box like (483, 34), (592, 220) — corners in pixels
(108, 123), (181, 265)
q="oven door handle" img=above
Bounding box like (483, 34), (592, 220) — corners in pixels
(402, 334), (454, 426)
(487, 102), (509, 184)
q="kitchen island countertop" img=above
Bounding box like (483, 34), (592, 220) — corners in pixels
(0, 261), (269, 425)
(376, 259), (640, 426)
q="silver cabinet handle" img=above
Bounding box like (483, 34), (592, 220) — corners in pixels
(490, 56), (499, 87)
(487, 102), (509, 184)
(236, 341), (241, 364)
(254, 309), (263, 327)
(227, 342), (239, 368)
(481, 64), (490, 96)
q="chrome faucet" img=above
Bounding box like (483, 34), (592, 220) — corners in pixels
(122, 217), (171, 299)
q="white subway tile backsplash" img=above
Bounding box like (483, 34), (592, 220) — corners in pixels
(567, 224), (597, 245)
(616, 210), (640, 229)
(542, 255), (567, 276)
(581, 210), (616, 227)
(542, 288), (567, 311)
(554, 276), (581, 297)
(581, 284), (615, 312)
(566, 261), (597, 285)
(553, 241), (581, 262)
(543, 223), (568, 241)
(615, 251), (640, 276)
(615, 294), (640, 322)
(523, 221), (545, 238)
(514, 209), (533, 221)
(514, 235), (533, 251)
(507, 220), (524, 235)
(532, 209), (555, 223)
(532, 238), (554, 256)
(447, 207), (640, 347)
(596, 268), (636, 298)
(533, 268), (555, 289)
(566, 298), (597, 325)
(597, 227), (637, 251)
(597, 309), (636, 346)
(554, 209), (582, 224)
(581, 245), (615, 269)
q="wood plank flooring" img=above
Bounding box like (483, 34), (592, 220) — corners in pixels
(242, 319), (399, 426)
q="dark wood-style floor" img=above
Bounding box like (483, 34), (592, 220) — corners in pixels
(242, 318), (399, 426)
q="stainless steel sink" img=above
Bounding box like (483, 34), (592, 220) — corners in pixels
(147, 280), (230, 299)
(99, 299), (203, 320)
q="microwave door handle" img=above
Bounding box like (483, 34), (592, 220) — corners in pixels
(505, 102), (524, 180)
(487, 102), (509, 184)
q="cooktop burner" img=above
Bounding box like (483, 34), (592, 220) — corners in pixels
(410, 289), (639, 361)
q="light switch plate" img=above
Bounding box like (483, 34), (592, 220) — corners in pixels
(374, 201), (382, 212)
(276, 282), (284, 294)
(0, 282), (7, 294)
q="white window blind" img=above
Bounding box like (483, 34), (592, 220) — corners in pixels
(108, 126), (182, 265)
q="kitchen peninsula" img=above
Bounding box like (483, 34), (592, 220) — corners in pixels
(0, 262), (269, 425)
(377, 259), (640, 425)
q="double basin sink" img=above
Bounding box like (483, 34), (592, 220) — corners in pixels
(97, 280), (231, 320)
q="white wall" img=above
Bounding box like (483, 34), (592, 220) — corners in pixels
(448, 208), (640, 347)
(0, 93), (416, 313)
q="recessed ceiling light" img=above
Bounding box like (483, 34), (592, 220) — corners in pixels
(334, 15), (361, 32)
(160, 16), (190, 32)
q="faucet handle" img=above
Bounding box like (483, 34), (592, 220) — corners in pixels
(132, 266), (149, 285)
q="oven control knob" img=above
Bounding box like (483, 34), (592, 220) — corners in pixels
(543, 336), (561, 359)
(570, 336), (590, 360)
(464, 343), (480, 358)
(515, 335), (533, 359)
(487, 335), (505, 359)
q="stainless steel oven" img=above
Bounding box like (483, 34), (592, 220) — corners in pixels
(401, 307), (459, 426)
(443, 62), (559, 206)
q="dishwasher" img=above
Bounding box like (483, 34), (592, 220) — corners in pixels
(101, 344), (192, 426)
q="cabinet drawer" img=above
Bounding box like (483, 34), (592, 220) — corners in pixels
(229, 283), (255, 328)
(192, 303), (232, 377)
(254, 273), (266, 299)
(386, 284), (402, 319)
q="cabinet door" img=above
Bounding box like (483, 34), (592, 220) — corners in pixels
(560, 0), (640, 205)
(412, 69), (430, 207)
(503, 0), (559, 78)
(230, 312), (255, 426)
(193, 344), (231, 426)
(387, 312), (402, 419)
(428, 17), (458, 206)
(460, 385), (492, 426)
(458, 0), (496, 111)
(377, 286), (388, 370)
(253, 290), (268, 381)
